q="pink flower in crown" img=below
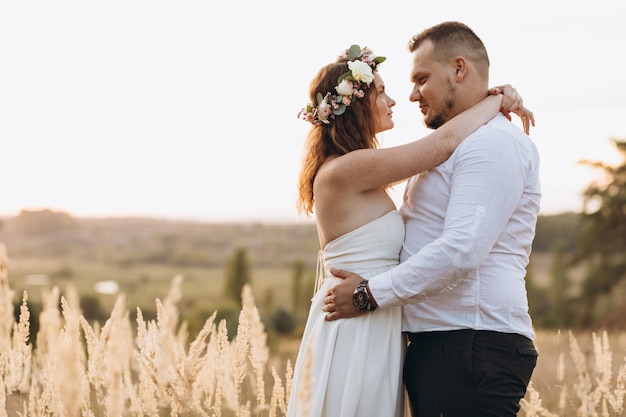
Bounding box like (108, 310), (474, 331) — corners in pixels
(297, 108), (311, 122)
(317, 97), (332, 124)
(341, 96), (351, 106)
(335, 79), (354, 97)
(361, 47), (380, 68)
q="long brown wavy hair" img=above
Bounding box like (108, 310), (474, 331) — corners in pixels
(296, 59), (380, 216)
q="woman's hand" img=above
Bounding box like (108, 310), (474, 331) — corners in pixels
(489, 84), (535, 134)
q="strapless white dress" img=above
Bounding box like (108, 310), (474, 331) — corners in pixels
(287, 210), (406, 417)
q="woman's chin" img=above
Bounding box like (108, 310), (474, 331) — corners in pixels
(377, 123), (394, 134)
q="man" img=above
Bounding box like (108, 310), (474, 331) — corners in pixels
(323, 21), (540, 417)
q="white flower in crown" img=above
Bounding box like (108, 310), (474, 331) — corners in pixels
(347, 60), (375, 84)
(335, 79), (354, 96)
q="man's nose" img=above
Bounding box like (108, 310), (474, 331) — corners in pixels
(409, 86), (420, 102)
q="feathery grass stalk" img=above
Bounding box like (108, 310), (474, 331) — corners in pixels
(523, 330), (626, 416)
(243, 285), (270, 414)
(521, 383), (559, 417)
(0, 244), (14, 346)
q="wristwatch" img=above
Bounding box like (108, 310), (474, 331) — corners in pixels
(352, 280), (377, 312)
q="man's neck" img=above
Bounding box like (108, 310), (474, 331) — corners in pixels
(448, 86), (489, 122)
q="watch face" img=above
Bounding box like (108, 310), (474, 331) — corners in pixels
(352, 289), (369, 311)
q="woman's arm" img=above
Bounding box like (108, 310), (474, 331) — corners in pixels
(494, 84), (535, 134)
(322, 93), (507, 192)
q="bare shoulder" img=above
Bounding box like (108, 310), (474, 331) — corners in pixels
(313, 155), (345, 191)
(313, 156), (361, 216)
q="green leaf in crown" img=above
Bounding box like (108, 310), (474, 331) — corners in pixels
(347, 45), (362, 60)
(333, 103), (347, 116)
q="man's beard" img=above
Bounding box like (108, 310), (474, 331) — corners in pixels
(426, 114), (446, 130)
(426, 80), (455, 130)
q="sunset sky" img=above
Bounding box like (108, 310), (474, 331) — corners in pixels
(2, 0), (625, 223)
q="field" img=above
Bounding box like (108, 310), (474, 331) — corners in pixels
(2, 255), (626, 415)
(7, 257), (297, 319)
(2, 211), (625, 415)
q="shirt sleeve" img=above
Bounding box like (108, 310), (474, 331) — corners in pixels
(368, 128), (529, 307)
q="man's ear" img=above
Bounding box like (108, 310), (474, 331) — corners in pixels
(453, 57), (467, 81)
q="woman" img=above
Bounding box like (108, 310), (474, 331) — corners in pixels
(287, 45), (532, 417)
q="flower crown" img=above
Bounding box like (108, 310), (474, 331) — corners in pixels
(298, 45), (386, 126)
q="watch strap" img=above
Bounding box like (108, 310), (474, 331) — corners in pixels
(367, 282), (377, 311)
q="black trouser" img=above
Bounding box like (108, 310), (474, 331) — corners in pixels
(404, 329), (538, 417)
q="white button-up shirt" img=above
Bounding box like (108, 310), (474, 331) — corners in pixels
(368, 114), (541, 340)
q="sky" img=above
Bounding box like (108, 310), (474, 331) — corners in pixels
(1, 1), (625, 223)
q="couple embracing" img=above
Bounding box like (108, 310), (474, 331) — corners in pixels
(288, 21), (540, 417)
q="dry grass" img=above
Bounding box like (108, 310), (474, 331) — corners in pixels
(2, 241), (626, 416)
(523, 329), (626, 416)
(0, 243), (293, 416)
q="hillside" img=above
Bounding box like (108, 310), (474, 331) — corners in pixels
(1, 209), (579, 266)
(0, 210), (321, 269)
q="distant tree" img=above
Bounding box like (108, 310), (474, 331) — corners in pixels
(526, 255), (551, 327)
(224, 247), (251, 307)
(263, 287), (275, 312)
(291, 259), (305, 314)
(11, 209), (77, 236)
(533, 212), (583, 253)
(548, 240), (571, 326)
(572, 138), (626, 324)
(270, 307), (296, 335)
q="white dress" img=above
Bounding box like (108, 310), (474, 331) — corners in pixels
(287, 210), (405, 417)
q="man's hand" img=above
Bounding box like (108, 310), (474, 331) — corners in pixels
(322, 267), (365, 321)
